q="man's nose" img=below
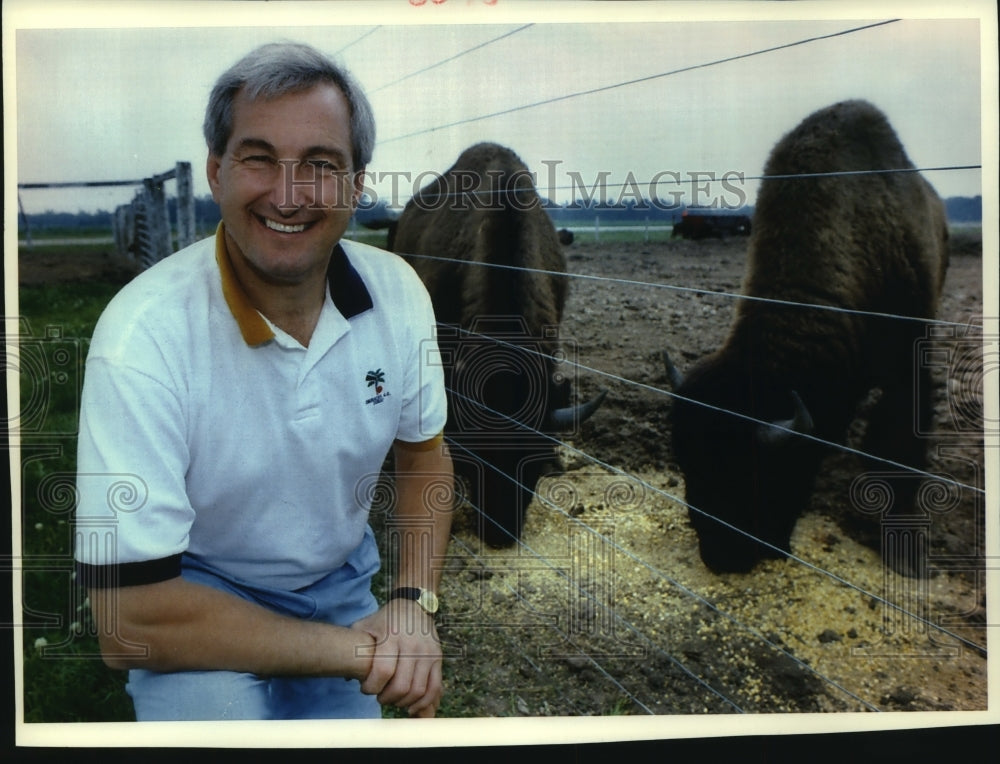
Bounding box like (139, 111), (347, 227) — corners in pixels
(273, 160), (320, 213)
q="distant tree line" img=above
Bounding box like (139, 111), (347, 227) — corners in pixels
(944, 196), (982, 222)
(545, 200), (748, 227)
(18, 194), (983, 233)
(18, 196), (223, 235)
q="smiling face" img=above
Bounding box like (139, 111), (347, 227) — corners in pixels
(207, 83), (364, 287)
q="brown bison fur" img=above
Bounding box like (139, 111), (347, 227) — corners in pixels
(668, 100), (950, 574)
(390, 142), (594, 547)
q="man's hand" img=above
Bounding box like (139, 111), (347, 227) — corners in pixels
(352, 599), (443, 717)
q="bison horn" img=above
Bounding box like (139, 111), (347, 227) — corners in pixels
(662, 350), (685, 389)
(549, 388), (608, 430)
(757, 390), (815, 444)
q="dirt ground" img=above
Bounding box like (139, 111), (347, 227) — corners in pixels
(428, 228), (989, 717)
(15, 245), (139, 288)
(16, 229), (989, 719)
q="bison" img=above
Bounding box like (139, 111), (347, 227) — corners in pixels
(390, 142), (605, 547)
(666, 100), (950, 574)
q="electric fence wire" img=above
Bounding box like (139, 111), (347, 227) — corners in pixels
(351, 14), (988, 712)
(370, 24), (535, 94)
(378, 19), (903, 145)
(403, 249), (986, 338)
(441, 428), (886, 712)
(335, 26), (383, 56)
(407, 262), (986, 496)
(441, 383), (987, 660)
(442, 458), (745, 714)
(445, 532), (663, 715)
(371, 163), (982, 207)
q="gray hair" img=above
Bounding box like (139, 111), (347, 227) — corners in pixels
(203, 42), (375, 170)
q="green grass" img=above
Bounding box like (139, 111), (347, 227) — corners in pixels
(17, 279), (134, 722)
(15, 222), (692, 724)
(15, 266), (453, 722)
(13, 225), (669, 724)
(19, 226), (113, 239)
(19, 241), (113, 258)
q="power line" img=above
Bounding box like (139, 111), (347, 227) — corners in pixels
(18, 180), (148, 189)
(745, 165), (983, 184)
(380, 19), (901, 145)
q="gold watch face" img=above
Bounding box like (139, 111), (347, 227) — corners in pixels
(417, 589), (439, 614)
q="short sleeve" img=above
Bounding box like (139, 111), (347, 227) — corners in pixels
(74, 355), (194, 586)
(393, 267), (448, 447)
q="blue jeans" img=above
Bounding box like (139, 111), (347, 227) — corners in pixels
(125, 526), (382, 720)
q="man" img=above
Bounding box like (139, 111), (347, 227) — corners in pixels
(74, 42), (453, 720)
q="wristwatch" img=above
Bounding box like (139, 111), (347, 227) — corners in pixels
(388, 586), (439, 615)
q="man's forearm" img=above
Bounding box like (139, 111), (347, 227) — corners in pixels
(390, 443), (454, 592)
(90, 576), (375, 678)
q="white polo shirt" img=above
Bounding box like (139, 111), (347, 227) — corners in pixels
(74, 225), (446, 591)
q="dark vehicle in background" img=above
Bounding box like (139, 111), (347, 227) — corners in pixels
(672, 209), (752, 239)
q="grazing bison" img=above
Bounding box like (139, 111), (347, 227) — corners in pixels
(390, 142), (605, 547)
(666, 100), (949, 574)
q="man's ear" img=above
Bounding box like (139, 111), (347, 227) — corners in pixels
(206, 154), (223, 203)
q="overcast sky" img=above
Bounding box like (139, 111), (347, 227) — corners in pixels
(5, 1), (994, 217)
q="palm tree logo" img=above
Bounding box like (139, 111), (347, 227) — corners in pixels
(366, 369), (385, 394)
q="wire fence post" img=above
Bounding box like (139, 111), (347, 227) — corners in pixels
(175, 161), (196, 249)
(150, 176), (173, 264)
(59, 161), (195, 271)
(18, 194), (33, 249)
(112, 204), (135, 264)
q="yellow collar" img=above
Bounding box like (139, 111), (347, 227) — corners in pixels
(214, 222), (275, 347)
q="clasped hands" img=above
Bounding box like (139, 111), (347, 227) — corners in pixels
(351, 599), (443, 718)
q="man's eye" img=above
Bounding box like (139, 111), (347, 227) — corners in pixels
(308, 160), (343, 175)
(241, 155), (275, 167)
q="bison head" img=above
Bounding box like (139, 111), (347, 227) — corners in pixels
(666, 351), (821, 573)
(447, 320), (605, 547)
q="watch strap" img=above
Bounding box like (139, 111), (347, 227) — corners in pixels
(389, 587), (422, 601)
(388, 586), (438, 614)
